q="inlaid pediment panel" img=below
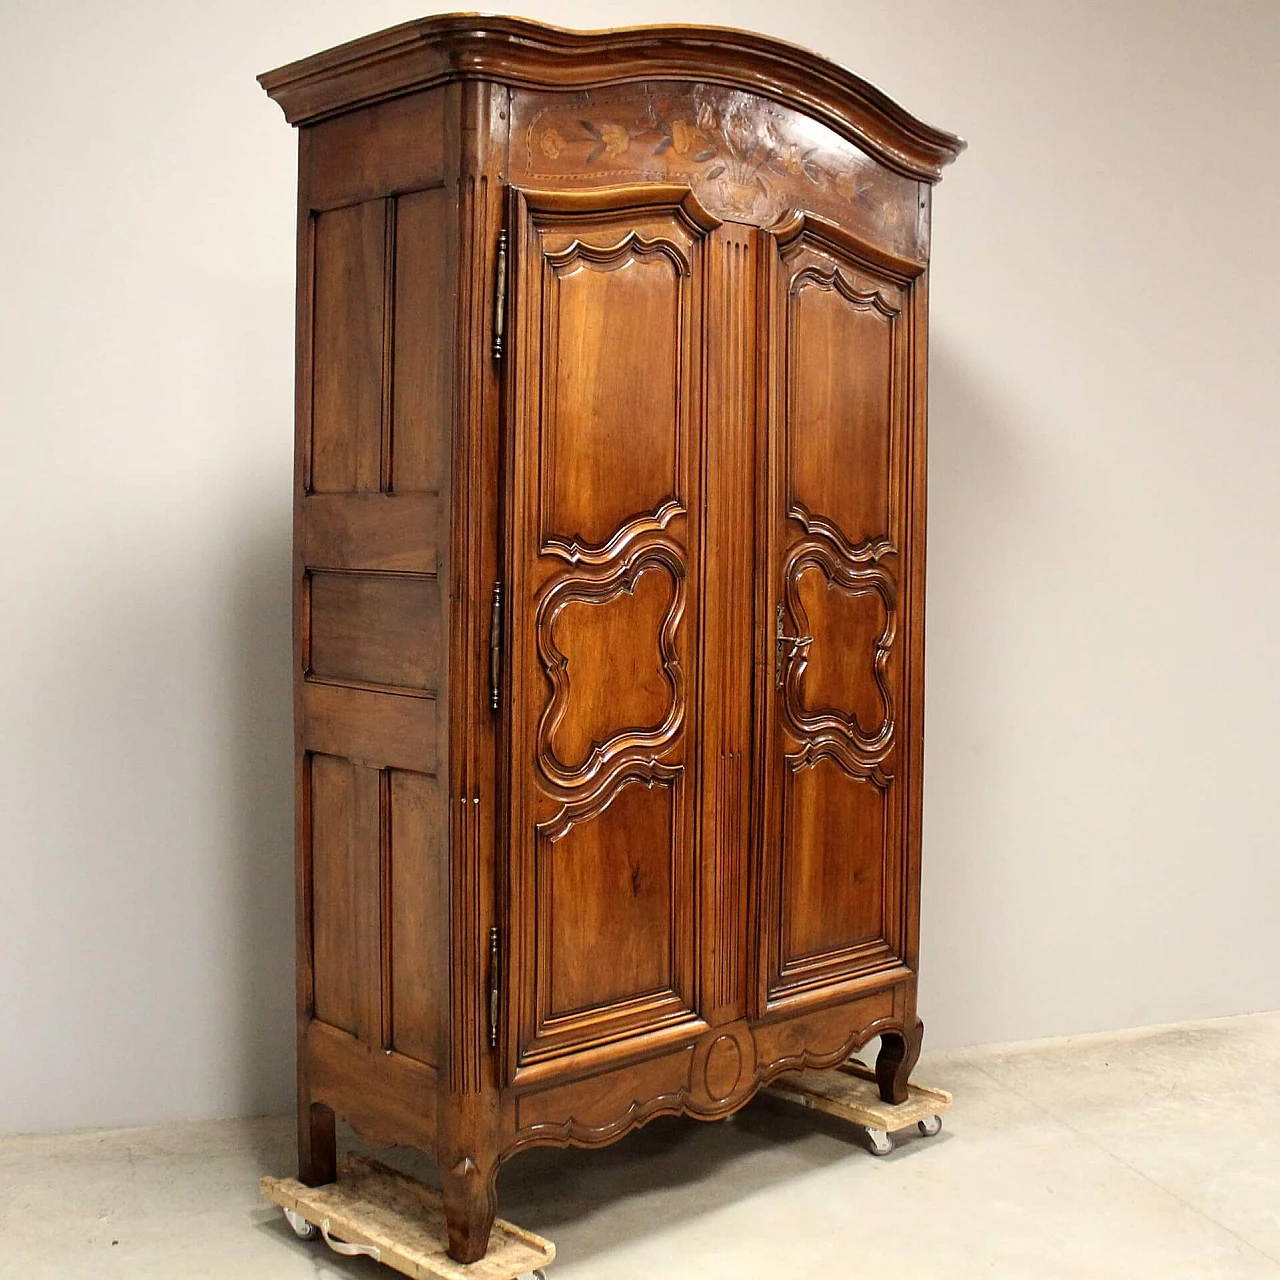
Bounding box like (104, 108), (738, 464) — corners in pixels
(509, 81), (928, 257)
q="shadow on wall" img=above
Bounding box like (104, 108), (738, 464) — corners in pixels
(210, 266), (296, 1134)
(228, 495), (295, 1138)
(0, 259), (303, 1136)
(917, 327), (1055, 1048)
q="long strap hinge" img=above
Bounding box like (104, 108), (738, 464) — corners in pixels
(487, 926), (500, 1050)
(492, 230), (507, 361)
(489, 582), (503, 712)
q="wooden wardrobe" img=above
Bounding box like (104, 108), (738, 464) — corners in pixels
(260, 16), (963, 1262)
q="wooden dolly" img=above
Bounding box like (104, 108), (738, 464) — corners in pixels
(764, 1061), (953, 1156)
(261, 1155), (553, 1280)
(262, 1063), (948, 1276)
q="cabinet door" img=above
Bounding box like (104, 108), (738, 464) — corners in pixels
(755, 215), (921, 1016)
(502, 185), (719, 1080)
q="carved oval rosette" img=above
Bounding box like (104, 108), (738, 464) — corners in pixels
(687, 1019), (758, 1113)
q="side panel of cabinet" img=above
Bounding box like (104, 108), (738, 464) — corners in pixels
(754, 215), (923, 1018)
(503, 185), (722, 1082)
(295, 89), (456, 1135)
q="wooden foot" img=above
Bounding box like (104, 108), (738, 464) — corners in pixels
(299, 1100), (337, 1186)
(875, 1016), (924, 1105)
(440, 1152), (497, 1263)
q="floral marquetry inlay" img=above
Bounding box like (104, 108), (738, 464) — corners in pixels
(537, 103), (874, 203)
(511, 83), (925, 256)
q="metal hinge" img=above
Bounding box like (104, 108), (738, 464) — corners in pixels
(487, 926), (500, 1049)
(489, 582), (503, 712)
(492, 230), (507, 361)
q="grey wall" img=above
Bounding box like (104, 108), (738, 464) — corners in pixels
(1, 0), (1276, 1134)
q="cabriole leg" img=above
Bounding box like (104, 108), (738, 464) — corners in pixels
(875, 1016), (925, 1105)
(440, 1152), (498, 1264)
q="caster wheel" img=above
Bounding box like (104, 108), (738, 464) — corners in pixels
(918, 1115), (943, 1138)
(283, 1207), (317, 1240)
(866, 1127), (893, 1157)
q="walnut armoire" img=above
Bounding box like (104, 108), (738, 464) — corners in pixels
(259, 16), (963, 1263)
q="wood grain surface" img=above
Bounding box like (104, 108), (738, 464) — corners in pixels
(260, 15), (962, 1263)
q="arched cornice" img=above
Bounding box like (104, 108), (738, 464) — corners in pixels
(258, 15), (966, 182)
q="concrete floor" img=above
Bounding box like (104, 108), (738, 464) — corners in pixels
(3, 1012), (1278, 1278)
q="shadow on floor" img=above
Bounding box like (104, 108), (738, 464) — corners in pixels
(317, 1054), (944, 1268)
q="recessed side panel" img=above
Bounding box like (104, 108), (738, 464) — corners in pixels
(310, 753), (358, 1036)
(311, 201), (386, 495)
(392, 186), (453, 494)
(309, 753), (382, 1042)
(308, 571), (441, 693)
(388, 768), (445, 1067)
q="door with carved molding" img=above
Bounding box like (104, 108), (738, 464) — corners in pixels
(501, 185), (720, 1082)
(754, 214), (921, 1018)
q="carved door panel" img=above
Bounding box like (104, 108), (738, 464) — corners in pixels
(502, 185), (720, 1081)
(755, 215), (920, 1017)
